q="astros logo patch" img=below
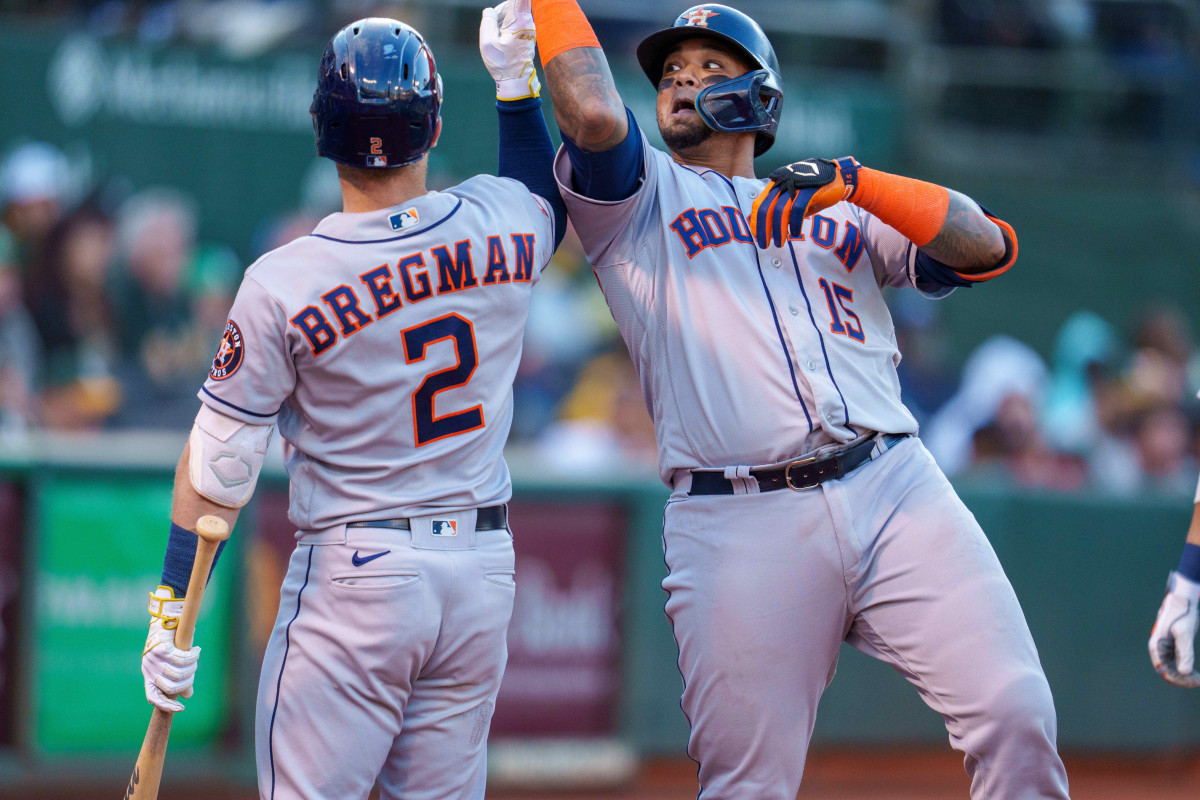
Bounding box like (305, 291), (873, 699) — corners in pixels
(682, 6), (719, 26)
(432, 520), (458, 537)
(209, 320), (244, 380)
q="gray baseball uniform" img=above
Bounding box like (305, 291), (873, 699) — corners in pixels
(555, 127), (1070, 798)
(202, 176), (554, 799)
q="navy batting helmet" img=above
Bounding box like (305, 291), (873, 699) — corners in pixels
(311, 18), (443, 169)
(636, 4), (782, 156)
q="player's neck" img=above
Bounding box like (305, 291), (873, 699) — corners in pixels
(338, 162), (429, 214)
(668, 141), (757, 179)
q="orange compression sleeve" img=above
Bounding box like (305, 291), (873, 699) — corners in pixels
(850, 168), (949, 247)
(531, 0), (601, 65)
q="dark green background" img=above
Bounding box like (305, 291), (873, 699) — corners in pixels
(4, 26), (1188, 366)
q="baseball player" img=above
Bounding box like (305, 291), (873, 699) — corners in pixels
(526, 1), (1070, 797)
(139, 9), (565, 799)
(1148, 426), (1200, 688)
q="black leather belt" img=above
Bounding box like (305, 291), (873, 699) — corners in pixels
(689, 434), (910, 496)
(347, 504), (508, 531)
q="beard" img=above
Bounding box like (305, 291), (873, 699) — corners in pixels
(660, 115), (713, 152)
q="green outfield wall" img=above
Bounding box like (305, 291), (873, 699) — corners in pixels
(0, 440), (1197, 790)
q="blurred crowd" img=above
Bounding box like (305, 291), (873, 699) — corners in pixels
(907, 298), (1200, 497)
(1, 0), (1198, 495)
(0, 141), (248, 435)
(4, 137), (1198, 498)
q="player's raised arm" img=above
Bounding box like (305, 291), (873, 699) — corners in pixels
(749, 156), (1014, 280)
(529, 0), (628, 152)
(481, 0), (567, 248)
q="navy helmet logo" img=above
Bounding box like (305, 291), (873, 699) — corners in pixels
(210, 320), (245, 380)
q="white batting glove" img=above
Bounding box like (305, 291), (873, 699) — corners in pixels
(141, 586), (201, 712)
(480, 0), (540, 101)
(1149, 571), (1200, 688)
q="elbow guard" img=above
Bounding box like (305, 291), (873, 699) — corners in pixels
(188, 405), (273, 508)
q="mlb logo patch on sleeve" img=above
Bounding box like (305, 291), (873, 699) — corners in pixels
(432, 520), (458, 537)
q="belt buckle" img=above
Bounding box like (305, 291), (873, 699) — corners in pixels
(784, 455), (821, 491)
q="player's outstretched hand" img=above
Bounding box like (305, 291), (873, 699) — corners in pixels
(141, 586), (201, 712)
(748, 157), (860, 249)
(480, 0), (540, 101)
(1149, 571), (1200, 688)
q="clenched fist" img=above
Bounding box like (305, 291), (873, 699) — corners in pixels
(748, 157), (860, 249)
(1149, 571), (1200, 688)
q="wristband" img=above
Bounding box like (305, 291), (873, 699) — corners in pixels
(161, 521), (227, 596)
(531, 0), (601, 65)
(1178, 542), (1200, 585)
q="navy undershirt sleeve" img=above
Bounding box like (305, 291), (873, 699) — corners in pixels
(914, 250), (975, 292)
(161, 521), (226, 596)
(561, 107), (644, 202)
(497, 96), (566, 250)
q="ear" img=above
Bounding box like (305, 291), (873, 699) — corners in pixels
(431, 117), (443, 149)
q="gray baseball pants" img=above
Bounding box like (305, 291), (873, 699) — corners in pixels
(255, 521), (516, 800)
(662, 436), (1070, 799)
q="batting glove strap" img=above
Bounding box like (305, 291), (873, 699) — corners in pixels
(1168, 570), (1200, 601)
(496, 71), (541, 103)
(833, 157), (861, 200)
(148, 585), (184, 628)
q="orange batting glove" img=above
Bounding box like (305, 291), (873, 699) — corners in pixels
(748, 158), (856, 249)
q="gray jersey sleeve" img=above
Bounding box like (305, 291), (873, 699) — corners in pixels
(552, 128), (662, 268)
(199, 271), (297, 424)
(858, 207), (955, 299)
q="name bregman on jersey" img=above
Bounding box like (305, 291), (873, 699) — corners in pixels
(290, 232), (537, 356)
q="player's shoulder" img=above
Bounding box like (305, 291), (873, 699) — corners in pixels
(242, 233), (319, 281)
(447, 174), (553, 226)
(449, 173), (536, 202)
(650, 147), (755, 197)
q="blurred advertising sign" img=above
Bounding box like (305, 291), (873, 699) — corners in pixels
(29, 474), (235, 753)
(0, 482), (22, 747)
(492, 501), (626, 736)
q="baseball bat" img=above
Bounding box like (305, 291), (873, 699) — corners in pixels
(124, 515), (231, 800)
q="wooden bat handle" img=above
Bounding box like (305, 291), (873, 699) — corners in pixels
(124, 515), (232, 800)
(173, 515), (231, 650)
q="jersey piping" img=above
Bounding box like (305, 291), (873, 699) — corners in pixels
(786, 243), (857, 435)
(269, 544), (313, 799)
(201, 385), (280, 419)
(308, 198), (464, 245)
(705, 166), (814, 431)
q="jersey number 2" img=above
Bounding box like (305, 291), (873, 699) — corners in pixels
(402, 314), (484, 446)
